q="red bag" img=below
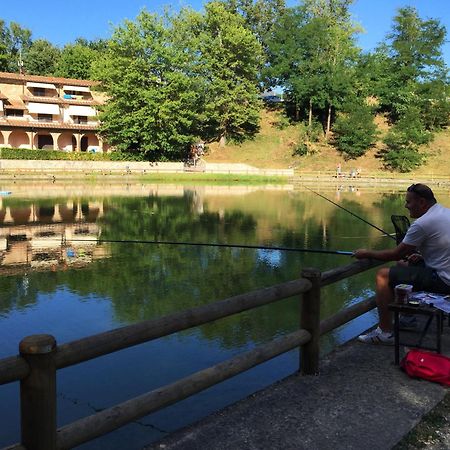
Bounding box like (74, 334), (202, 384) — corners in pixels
(401, 349), (450, 386)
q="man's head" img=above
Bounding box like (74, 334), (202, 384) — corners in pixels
(405, 184), (437, 218)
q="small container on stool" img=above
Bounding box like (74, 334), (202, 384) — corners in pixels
(395, 284), (413, 304)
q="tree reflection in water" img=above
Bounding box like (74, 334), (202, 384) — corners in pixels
(1, 185), (426, 450)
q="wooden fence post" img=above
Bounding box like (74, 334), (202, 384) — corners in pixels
(300, 268), (321, 375)
(19, 334), (57, 450)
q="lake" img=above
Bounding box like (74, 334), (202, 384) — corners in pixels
(1, 181), (448, 449)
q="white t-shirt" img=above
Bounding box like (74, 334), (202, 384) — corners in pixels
(403, 203), (450, 285)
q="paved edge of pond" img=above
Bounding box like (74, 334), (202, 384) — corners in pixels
(146, 328), (450, 450)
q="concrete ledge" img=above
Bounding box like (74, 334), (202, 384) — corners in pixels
(146, 330), (450, 450)
(0, 160), (293, 176)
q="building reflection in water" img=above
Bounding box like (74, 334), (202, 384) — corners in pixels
(0, 200), (110, 276)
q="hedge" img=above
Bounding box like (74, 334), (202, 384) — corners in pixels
(0, 148), (144, 161)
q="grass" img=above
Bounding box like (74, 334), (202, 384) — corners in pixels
(8, 171), (289, 185)
(393, 391), (450, 449)
(205, 109), (450, 178)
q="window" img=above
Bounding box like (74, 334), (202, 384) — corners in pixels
(5, 109), (23, 117)
(32, 87), (46, 97)
(38, 114), (52, 122)
(74, 116), (87, 124)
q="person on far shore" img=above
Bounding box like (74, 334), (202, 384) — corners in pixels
(353, 183), (450, 344)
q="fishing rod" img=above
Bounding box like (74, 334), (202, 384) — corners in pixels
(303, 185), (397, 242)
(57, 237), (354, 256)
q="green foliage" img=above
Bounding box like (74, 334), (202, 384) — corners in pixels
(55, 42), (100, 79)
(23, 39), (60, 76)
(381, 109), (432, 172)
(0, 20), (32, 72)
(333, 102), (378, 159)
(274, 114), (290, 130)
(95, 3), (263, 159)
(370, 7), (448, 126)
(266, 0), (361, 133)
(188, 1), (264, 144)
(0, 147), (141, 161)
(94, 11), (201, 159)
(221, 0), (286, 56)
(293, 121), (321, 156)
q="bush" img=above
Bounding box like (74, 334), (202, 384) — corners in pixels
(292, 121), (322, 157)
(381, 109), (432, 172)
(333, 104), (378, 159)
(0, 148), (144, 161)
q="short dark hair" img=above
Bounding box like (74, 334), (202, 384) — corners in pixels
(407, 183), (436, 204)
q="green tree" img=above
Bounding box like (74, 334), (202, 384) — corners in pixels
(55, 43), (95, 79)
(0, 20), (32, 72)
(221, 0), (286, 50)
(375, 7), (448, 124)
(381, 108), (432, 172)
(267, 0), (360, 136)
(333, 101), (378, 159)
(186, 1), (264, 145)
(23, 39), (60, 76)
(94, 10), (202, 159)
(0, 20), (9, 71)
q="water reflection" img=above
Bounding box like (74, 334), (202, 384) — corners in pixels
(1, 183), (448, 449)
(0, 200), (109, 278)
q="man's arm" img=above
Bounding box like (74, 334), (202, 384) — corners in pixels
(353, 242), (416, 261)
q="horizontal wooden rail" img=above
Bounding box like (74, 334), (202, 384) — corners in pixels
(0, 257), (383, 450)
(0, 278), (312, 386)
(55, 278), (312, 370)
(56, 329), (312, 449)
(0, 259), (383, 387)
(321, 259), (384, 287)
(0, 356), (29, 386)
(320, 296), (376, 335)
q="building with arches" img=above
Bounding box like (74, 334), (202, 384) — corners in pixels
(0, 71), (108, 152)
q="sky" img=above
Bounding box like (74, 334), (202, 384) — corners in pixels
(1, 0), (449, 64)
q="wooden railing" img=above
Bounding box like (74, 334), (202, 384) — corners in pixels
(0, 258), (383, 450)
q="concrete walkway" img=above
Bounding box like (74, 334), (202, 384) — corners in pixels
(148, 326), (450, 450)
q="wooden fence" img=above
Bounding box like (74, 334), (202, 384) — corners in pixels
(0, 258), (383, 450)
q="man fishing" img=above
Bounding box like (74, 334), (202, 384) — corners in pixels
(353, 183), (450, 345)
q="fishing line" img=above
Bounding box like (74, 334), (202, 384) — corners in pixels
(58, 237), (354, 256)
(303, 186), (397, 242)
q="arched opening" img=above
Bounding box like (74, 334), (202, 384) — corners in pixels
(81, 136), (88, 152)
(9, 131), (29, 149)
(81, 134), (100, 153)
(0, 132), (4, 146)
(57, 133), (74, 152)
(36, 134), (54, 150)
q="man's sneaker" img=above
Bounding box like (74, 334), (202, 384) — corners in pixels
(399, 314), (418, 330)
(358, 327), (394, 345)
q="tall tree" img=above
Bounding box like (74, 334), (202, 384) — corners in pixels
(180, 1), (264, 146)
(0, 20), (32, 72)
(267, 0), (360, 135)
(374, 7), (448, 124)
(23, 39), (61, 76)
(221, 0), (285, 49)
(55, 42), (99, 79)
(94, 10), (202, 159)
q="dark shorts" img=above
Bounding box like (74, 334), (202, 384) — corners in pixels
(389, 265), (450, 294)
